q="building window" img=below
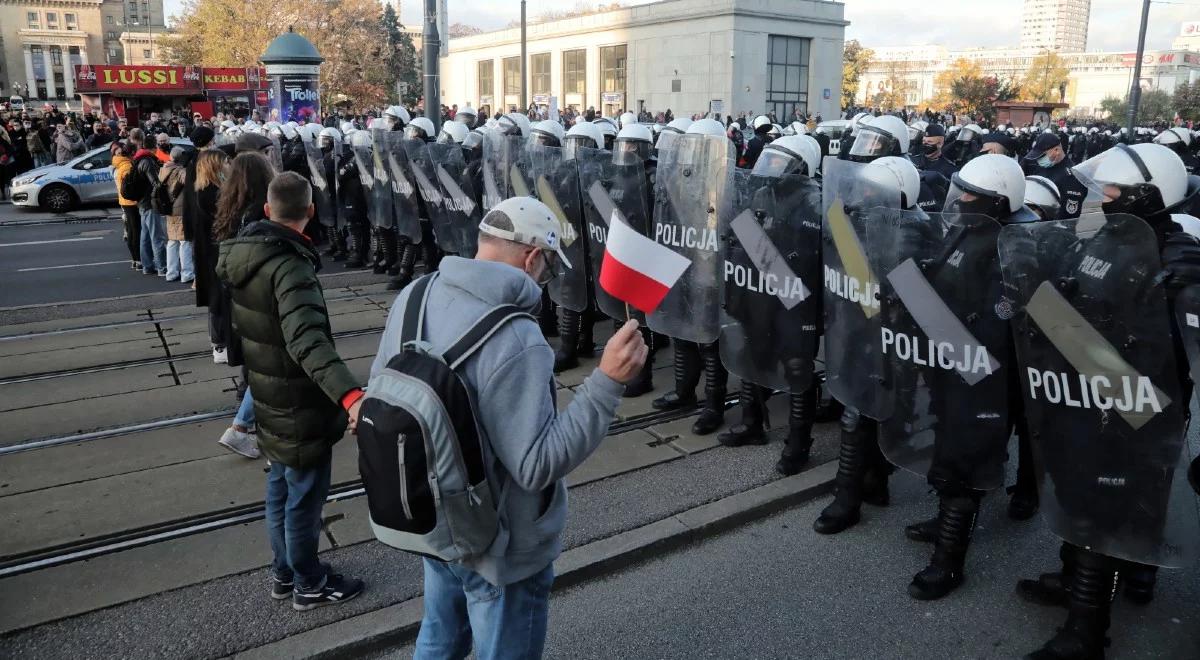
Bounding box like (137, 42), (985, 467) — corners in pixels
(143, 49), (152, 59)
(600, 44), (627, 114)
(477, 59), (494, 105)
(51, 48), (63, 65)
(46, 12), (58, 27)
(765, 35), (811, 120)
(108, 47), (119, 59)
(502, 56), (522, 101)
(107, 31), (117, 40)
(27, 11), (39, 28)
(106, 15), (114, 25)
(563, 49), (586, 97)
(531, 53), (551, 97)
(65, 13), (77, 30)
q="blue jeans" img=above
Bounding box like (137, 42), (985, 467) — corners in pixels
(265, 451), (332, 592)
(165, 239), (195, 281)
(139, 207), (166, 274)
(414, 560), (554, 660)
(234, 389), (254, 428)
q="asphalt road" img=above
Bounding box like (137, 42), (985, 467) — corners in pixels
(384, 470), (1200, 660)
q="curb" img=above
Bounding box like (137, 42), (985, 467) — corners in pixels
(228, 461), (836, 660)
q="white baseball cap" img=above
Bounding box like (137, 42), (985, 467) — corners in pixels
(478, 197), (573, 270)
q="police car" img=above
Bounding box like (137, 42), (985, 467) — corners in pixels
(10, 138), (192, 213)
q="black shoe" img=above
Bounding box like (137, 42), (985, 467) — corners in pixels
(861, 469), (890, 507)
(905, 516), (938, 543)
(343, 257), (366, 269)
(622, 367), (653, 398)
(1016, 572), (1070, 608)
(386, 270), (413, 291)
(775, 446), (811, 476)
(1121, 563), (1156, 605)
(813, 498), (861, 535)
(717, 423), (767, 447)
(691, 407), (724, 435)
(651, 391), (696, 411)
(272, 575), (294, 601)
(553, 350), (579, 374)
(908, 564), (964, 601)
(1024, 550), (1115, 660)
(292, 573), (364, 611)
(1008, 485), (1039, 521)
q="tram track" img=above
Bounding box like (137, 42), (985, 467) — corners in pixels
(0, 396), (738, 579)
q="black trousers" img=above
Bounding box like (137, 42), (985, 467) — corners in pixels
(121, 205), (141, 264)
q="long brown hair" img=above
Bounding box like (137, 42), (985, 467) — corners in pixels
(214, 151), (275, 240)
(194, 149), (229, 192)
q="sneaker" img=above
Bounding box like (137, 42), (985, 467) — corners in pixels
(212, 346), (228, 364)
(271, 575), (294, 600)
(292, 574), (364, 611)
(218, 427), (260, 459)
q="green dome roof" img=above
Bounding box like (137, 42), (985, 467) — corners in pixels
(260, 28), (323, 65)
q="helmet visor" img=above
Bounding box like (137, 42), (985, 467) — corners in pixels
(613, 139), (650, 166)
(404, 125), (429, 141)
(751, 149), (804, 178)
(848, 127), (898, 161)
(436, 130), (458, 145)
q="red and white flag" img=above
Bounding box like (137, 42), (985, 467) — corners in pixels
(599, 211), (692, 313)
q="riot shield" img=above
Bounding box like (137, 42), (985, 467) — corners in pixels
(526, 144), (588, 312)
(821, 158), (893, 420)
(301, 133), (336, 228)
(576, 147), (651, 321)
(1175, 285), (1200, 394)
(866, 208), (1010, 490)
(999, 212), (1199, 567)
(645, 133), (735, 343)
(482, 132), (525, 209)
(717, 173), (822, 393)
(428, 143), (479, 256)
(351, 131), (384, 229)
(266, 134), (284, 171)
(403, 139), (458, 253)
(379, 131), (422, 244)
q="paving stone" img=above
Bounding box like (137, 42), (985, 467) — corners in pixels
(0, 363), (179, 413)
(566, 430), (682, 488)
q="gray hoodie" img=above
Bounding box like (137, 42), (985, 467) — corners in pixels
(369, 256), (624, 586)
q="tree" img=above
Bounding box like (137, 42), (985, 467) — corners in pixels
(842, 40), (874, 110)
(382, 3), (420, 105)
(870, 59), (915, 111)
(1098, 95), (1127, 120)
(447, 23), (484, 38)
(1175, 81), (1200, 122)
(926, 58), (1016, 122)
(161, 0), (394, 109)
(509, 1), (625, 27)
(1020, 50), (1070, 103)
(1100, 89), (1174, 123)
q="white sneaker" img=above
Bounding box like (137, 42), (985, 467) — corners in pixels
(218, 428), (261, 459)
(213, 346), (228, 364)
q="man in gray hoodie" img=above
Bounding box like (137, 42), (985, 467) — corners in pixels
(369, 197), (647, 659)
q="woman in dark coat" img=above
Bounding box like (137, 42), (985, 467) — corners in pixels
(193, 148), (231, 362)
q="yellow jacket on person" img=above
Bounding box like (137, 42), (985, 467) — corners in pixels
(112, 153), (136, 207)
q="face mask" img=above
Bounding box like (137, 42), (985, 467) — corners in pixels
(1037, 154), (1054, 169)
(923, 143), (939, 156)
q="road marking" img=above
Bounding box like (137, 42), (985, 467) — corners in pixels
(17, 260), (127, 272)
(0, 237), (104, 248)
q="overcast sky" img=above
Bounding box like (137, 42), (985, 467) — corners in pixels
(162, 0), (1197, 53)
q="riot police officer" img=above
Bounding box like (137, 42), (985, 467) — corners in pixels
(554, 121), (606, 373)
(742, 115), (774, 170)
(337, 126), (372, 268)
(1153, 126), (1200, 175)
(1023, 132), (1087, 219)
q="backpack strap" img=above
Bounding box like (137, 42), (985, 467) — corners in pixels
(400, 273), (439, 347)
(442, 305), (535, 371)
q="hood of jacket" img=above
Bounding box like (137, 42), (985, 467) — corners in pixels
(434, 255), (542, 313)
(217, 220), (319, 289)
(112, 153), (131, 169)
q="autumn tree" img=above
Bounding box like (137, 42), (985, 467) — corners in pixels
(161, 0), (394, 109)
(926, 58), (1017, 122)
(1175, 81), (1200, 122)
(1020, 50), (1070, 103)
(842, 40), (874, 110)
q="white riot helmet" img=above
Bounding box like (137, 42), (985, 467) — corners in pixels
(565, 121), (604, 150)
(861, 156), (921, 210)
(456, 105), (477, 125)
(752, 115), (772, 131)
(594, 119), (618, 149)
(220, 119), (237, 132)
(768, 124), (783, 139)
(614, 123), (654, 166)
(279, 123), (299, 141)
(593, 116), (618, 132)
(384, 105), (411, 129)
(242, 120), (261, 133)
(301, 123), (322, 142)
(789, 121), (808, 136)
(530, 120), (565, 148)
(1024, 175), (1062, 220)
(1154, 127), (1192, 151)
(663, 118), (692, 135)
(1171, 214), (1200, 238)
(754, 135), (821, 179)
(318, 126), (342, 151)
(438, 121), (471, 145)
(848, 112), (870, 135)
(957, 123), (983, 142)
(848, 114), (909, 162)
(340, 121), (356, 135)
(686, 117), (726, 137)
(223, 126), (243, 140)
(349, 129), (373, 149)
(498, 113), (531, 137)
(404, 116), (437, 142)
(947, 153), (1033, 222)
(1074, 143), (1198, 216)
(619, 112), (638, 129)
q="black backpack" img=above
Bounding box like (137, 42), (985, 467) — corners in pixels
(356, 273), (532, 561)
(121, 154), (158, 202)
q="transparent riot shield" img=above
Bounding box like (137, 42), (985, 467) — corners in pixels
(821, 158), (895, 420)
(428, 143), (478, 256)
(527, 144), (588, 312)
(266, 134), (284, 171)
(403, 139), (457, 253)
(645, 133), (735, 343)
(999, 212), (1199, 567)
(379, 130), (422, 244)
(718, 173), (823, 393)
(482, 132), (524, 209)
(351, 131), (384, 229)
(301, 133), (336, 228)
(576, 147), (650, 321)
(1175, 285), (1200, 394)
(866, 208), (1010, 490)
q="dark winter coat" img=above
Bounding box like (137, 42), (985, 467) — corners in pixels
(216, 220), (359, 468)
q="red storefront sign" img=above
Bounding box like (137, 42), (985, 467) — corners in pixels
(75, 65), (202, 93)
(202, 67), (268, 91)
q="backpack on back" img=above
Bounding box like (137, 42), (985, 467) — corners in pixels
(121, 153), (158, 202)
(356, 273), (532, 562)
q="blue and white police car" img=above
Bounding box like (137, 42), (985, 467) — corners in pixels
(10, 138), (192, 213)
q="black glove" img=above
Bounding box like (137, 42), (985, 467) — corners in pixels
(1160, 231), (1200, 291)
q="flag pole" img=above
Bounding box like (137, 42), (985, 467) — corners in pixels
(625, 302), (631, 322)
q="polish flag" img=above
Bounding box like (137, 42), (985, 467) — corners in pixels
(599, 211), (692, 314)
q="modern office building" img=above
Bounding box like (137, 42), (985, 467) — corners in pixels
(1020, 0), (1091, 53)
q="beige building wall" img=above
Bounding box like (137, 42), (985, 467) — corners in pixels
(0, 0), (108, 102)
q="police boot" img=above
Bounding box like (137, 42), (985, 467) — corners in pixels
(330, 228), (348, 261)
(813, 411), (869, 535)
(812, 373), (844, 423)
(691, 344), (727, 436)
(539, 290), (558, 338)
(323, 228), (341, 259)
(553, 309), (582, 373)
(1008, 430), (1040, 520)
(905, 515), (938, 544)
(622, 326), (656, 398)
(369, 228), (388, 273)
(775, 386), (816, 475)
(343, 224), (369, 268)
(1025, 548), (1116, 660)
(908, 494), (979, 600)
(718, 381), (767, 447)
(376, 230), (398, 274)
(652, 343), (700, 411)
(577, 312), (596, 358)
(860, 426), (891, 507)
(1119, 561), (1156, 605)
(386, 241), (417, 291)
(1018, 542), (1076, 608)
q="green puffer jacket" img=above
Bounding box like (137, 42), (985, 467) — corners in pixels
(216, 220), (360, 468)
